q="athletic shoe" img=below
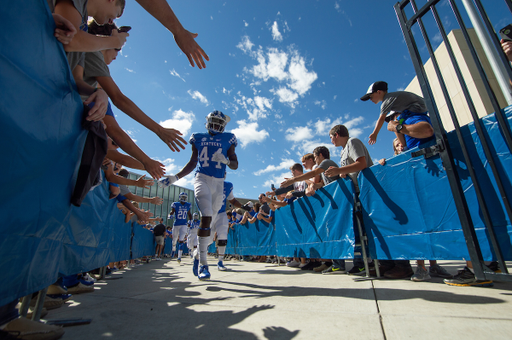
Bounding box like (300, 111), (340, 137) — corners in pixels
(198, 265), (211, 281)
(487, 261), (501, 273)
(218, 261), (228, 271)
(429, 264), (452, 278)
(322, 265), (346, 274)
(192, 258), (199, 276)
(82, 273), (97, 283)
(177, 258), (181, 264)
(298, 260), (310, 268)
(30, 295), (64, 310)
(47, 281), (67, 295)
(47, 294), (72, 303)
(313, 263), (330, 272)
(67, 282), (94, 294)
(411, 266), (431, 282)
(300, 261), (317, 270)
(383, 265), (414, 279)
(2, 317), (65, 340)
(444, 267), (494, 287)
(348, 265), (366, 275)
(286, 260), (300, 267)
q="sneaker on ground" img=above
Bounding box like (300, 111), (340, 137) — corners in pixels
(177, 258), (181, 264)
(192, 258), (199, 276)
(30, 295), (64, 310)
(298, 260), (310, 268)
(67, 282), (94, 294)
(444, 267), (494, 287)
(348, 265), (366, 275)
(286, 260), (300, 267)
(322, 265), (346, 274)
(383, 265), (414, 279)
(411, 266), (431, 282)
(198, 265), (211, 280)
(218, 261), (228, 271)
(487, 261), (501, 273)
(429, 264), (452, 278)
(47, 294), (72, 302)
(300, 261), (317, 270)
(82, 273), (97, 283)
(47, 283), (67, 295)
(313, 263), (330, 272)
(2, 317), (64, 340)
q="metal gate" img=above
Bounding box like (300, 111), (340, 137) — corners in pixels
(394, 0), (512, 282)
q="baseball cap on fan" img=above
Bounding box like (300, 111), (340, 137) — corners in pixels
(360, 81), (388, 101)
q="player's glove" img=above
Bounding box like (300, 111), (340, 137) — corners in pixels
(158, 175), (179, 188)
(242, 203), (252, 211)
(211, 149), (230, 165)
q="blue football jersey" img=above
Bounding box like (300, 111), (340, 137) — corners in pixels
(218, 181), (234, 214)
(171, 202), (191, 226)
(190, 132), (237, 178)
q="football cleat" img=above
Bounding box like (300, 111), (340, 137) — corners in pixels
(217, 261), (227, 271)
(198, 265), (211, 280)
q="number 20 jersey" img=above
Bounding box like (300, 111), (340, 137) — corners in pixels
(190, 132), (237, 179)
(171, 202), (191, 226)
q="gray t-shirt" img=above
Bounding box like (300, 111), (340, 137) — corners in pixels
(83, 51), (111, 87)
(318, 159), (339, 186)
(380, 91), (427, 117)
(339, 137), (373, 192)
(48, 0), (88, 72)
(119, 184), (131, 196)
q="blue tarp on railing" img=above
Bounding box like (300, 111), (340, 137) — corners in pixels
(359, 107), (512, 261)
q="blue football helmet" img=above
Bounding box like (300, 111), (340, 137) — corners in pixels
(206, 110), (230, 134)
(179, 192), (188, 202)
(193, 212), (199, 220)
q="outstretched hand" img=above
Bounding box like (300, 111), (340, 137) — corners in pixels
(135, 175), (154, 189)
(157, 127), (187, 152)
(174, 29), (209, 69)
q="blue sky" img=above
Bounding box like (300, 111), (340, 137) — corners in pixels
(108, 0), (511, 199)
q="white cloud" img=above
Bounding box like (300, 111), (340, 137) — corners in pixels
(159, 109), (196, 137)
(159, 158), (178, 174)
(314, 100), (327, 110)
(237, 35), (254, 54)
(271, 21), (283, 41)
(243, 20), (249, 27)
(188, 90), (209, 105)
(272, 87), (299, 107)
(254, 158), (295, 176)
(285, 126), (313, 142)
(170, 69), (185, 82)
(125, 68), (135, 73)
(288, 53), (318, 95)
(251, 48), (288, 81)
(230, 120), (269, 148)
(262, 171), (291, 189)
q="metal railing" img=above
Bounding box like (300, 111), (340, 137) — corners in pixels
(394, 0), (512, 281)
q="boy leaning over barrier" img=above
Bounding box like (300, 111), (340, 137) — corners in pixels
(361, 81), (434, 150)
(324, 124), (374, 276)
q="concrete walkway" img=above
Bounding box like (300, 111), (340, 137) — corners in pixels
(50, 258), (512, 339)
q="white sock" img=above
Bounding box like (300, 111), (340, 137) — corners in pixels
(178, 250), (182, 259)
(218, 246), (226, 261)
(198, 236), (209, 265)
(193, 248), (198, 260)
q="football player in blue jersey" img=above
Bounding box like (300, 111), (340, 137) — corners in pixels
(187, 213), (200, 259)
(168, 192), (192, 264)
(158, 110), (238, 280)
(210, 181), (245, 271)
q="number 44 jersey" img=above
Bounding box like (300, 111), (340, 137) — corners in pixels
(190, 132), (237, 179)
